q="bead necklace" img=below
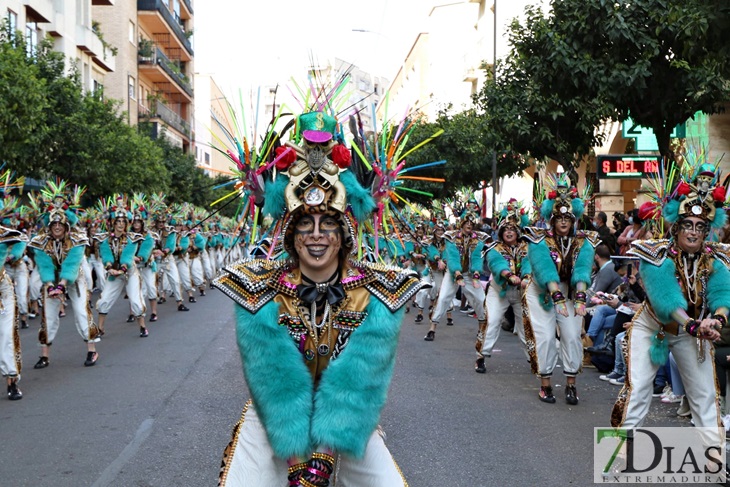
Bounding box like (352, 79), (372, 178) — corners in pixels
(558, 236), (573, 256)
(679, 253), (700, 305)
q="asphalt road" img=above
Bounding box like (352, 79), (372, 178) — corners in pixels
(1, 290), (697, 487)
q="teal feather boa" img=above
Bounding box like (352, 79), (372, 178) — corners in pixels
(571, 198), (585, 220)
(443, 239), (462, 279)
(9, 242), (26, 262)
(34, 249), (56, 284)
(640, 258), (686, 323)
(120, 240), (139, 268)
(571, 239), (594, 287)
(137, 234), (155, 261)
(311, 300), (404, 458)
(527, 240), (560, 310)
(708, 259), (730, 311)
(164, 233), (176, 252)
(340, 170), (375, 223)
(59, 246), (85, 284)
(235, 301), (314, 458)
(99, 239), (113, 266)
(486, 247), (510, 296)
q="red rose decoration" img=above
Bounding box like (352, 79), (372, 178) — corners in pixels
(547, 191), (557, 200)
(712, 186), (726, 203)
(331, 144), (351, 168)
(274, 146), (296, 170)
(676, 181), (691, 196)
(638, 201), (658, 221)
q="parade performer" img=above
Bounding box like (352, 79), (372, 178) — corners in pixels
(150, 195), (189, 312)
(611, 158), (730, 431)
(29, 181), (100, 368)
(415, 222), (456, 326)
(475, 199), (531, 373)
(424, 212), (488, 341)
(3, 208), (29, 330)
(171, 210), (196, 304)
(94, 196), (149, 337)
(212, 99), (427, 485)
(130, 195), (159, 322)
(522, 174), (598, 404)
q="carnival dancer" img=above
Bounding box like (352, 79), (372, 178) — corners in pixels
(94, 196), (148, 337)
(149, 196), (189, 312)
(424, 212), (488, 341)
(4, 211), (29, 329)
(415, 222), (456, 326)
(611, 160), (730, 432)
(29, 182), (100, 369)
(521, 175), (598, 404)
(172, 213), (196, 304)
(187, 218), (208, 297)
(475, 199), (531, 373)
(130, 197), (159, 323)
(0, 190), (28, 399)
(212, 106), (426, 486)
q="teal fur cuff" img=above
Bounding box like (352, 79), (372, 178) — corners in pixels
(194, 233), (206, 251)
(164, 233), (177, 252)
(571, 239), (594, 287)
(178, 236), (190, 252)
(9, 241), (26, 261)
(640, 259), (687, 323)
(235, 301), (314, 458)
(708, 260), (730, 311)
(469, 241), (485, 275)
(311, 300), (405, 458)
(59, 246), (84, 284)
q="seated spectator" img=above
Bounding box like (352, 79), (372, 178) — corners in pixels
(593, 212), (617, 254)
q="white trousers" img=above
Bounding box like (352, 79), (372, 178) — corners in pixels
(222, 404), (407, 487)
(522, 280), (583, 377)
(81, 256), (93, 293)
(476, 284), (526, 358)
(431, 274), (486, 324)
(5, 261), (29, 316)
(175, 255), (193, 293)
(0, 274), (20, 378)
(40, 276), (99, 345)
(138, 264), (158, 301)
(202, 249), (215, 281)
(28, 263), (41, 301)
(88, 254), (107, 292)
(190, 255), (205, 287)
(96, 267), (146, 317)
(611, 306), (721, 429)
(158, 255), (182, 302)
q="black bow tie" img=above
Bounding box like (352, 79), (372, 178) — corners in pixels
(297, 280), (346, 306)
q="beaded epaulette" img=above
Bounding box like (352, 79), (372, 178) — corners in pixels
(355, 260), (431, 312)
(627, 239), (671, 266)
(0, 227), (27, 245)
(705, 242), (730, 267)
(212, 258), (288, 313)
(577, 230), (601, 248)
(521, 227), (547, 244)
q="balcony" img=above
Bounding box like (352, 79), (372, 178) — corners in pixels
(91, 0), (115, 5)
(180, 0), (193, 16)
(138, 0), (193, 57)
(139, 101), (191, 139)
(77, 25), (116, 72)
(139, 46), (193, 100)
(25, 0), (53, 23)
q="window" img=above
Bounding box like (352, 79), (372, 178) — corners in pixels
(205, 152), (210, 165)
(129, 21), (135, 44)
(25, 21), (37, 57)
(7, 9), (17, 35)
(128, 76), (136, 99)
(93, 80), (104, 98)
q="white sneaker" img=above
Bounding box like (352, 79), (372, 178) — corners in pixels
(660, 385), (673, 400)
(676, 396), (691, 417)
(661, 393), (682, 404)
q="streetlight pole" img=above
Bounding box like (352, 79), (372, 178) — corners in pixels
(491, 0), (498, 218)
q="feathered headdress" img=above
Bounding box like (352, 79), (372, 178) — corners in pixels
(539, 172), (585, 222)
(497, 198), (530, 237)
(108, 194), (132, 221)
(131, 193), (149, 222)
(38, 179), (80, 228)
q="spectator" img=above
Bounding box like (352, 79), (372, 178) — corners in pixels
(612, 212), (628, 241)
(616, 209), (650, 255)
(593, 212), (617, 253)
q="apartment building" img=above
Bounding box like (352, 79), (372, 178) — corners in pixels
(193, 73), (233, 177)
(1, 0), (116, 91)
(93, 0), (194, 153)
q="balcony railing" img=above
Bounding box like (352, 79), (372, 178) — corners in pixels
(138, 46), (193, 97)
(137, 0), (193, 55)
(140, 101), (191, 137)
(180, 0), (193, 15)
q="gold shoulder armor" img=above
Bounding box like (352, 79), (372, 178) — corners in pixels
(349, 260), (431, 313)
(706, 242), (730, 267)
(212, 258), (291, 313)
(70, 230), (89, 247)
(521, 227), (546, 244)
(576, 230), (601, 248)
(627, 239), (671, 266)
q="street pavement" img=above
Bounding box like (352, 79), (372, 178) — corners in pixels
(1, 290), (698, 486)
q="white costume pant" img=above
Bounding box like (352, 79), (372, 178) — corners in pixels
(158, 255), (182, 301)
(202, 249), (215, 281)
(28, 262), (41, 301)
(88, 254), (106, 292)
(431, 273), (486, 324)
(5, 261), (29, 316)
(81, 256), (93, 294)
(0, 274), (20, 378)
(138, 264), (158, 301)
(522, 280), (583, 377)
(415, 273), (433, 310)
(611, 306), (721, 429)
(40, 277), (99, 345)
(221, 403), (407, 487)
(190, 254), (205, 288)
(476, 283), (526, 358)
(175, 255), (193, 293)
(96, 267), (146, 317)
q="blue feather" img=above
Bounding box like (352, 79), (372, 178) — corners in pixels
(263, 175), (289, 220)
(571, 198), (585, 220)
(640, 258), (687, 323)
(540, 200), (555, 221)
(663, 199), (680, 224)
(59, 245), (85, 284)
(341, 170), (375, 223)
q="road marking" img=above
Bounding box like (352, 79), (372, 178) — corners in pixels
(90, 418), (154, 487)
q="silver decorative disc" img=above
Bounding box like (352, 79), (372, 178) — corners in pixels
(305, 186), (326, 206)
(691, 205), (702, 215)
(560, 206), (568, 214)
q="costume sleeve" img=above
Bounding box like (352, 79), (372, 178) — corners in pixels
(163, 233), (177, 252)
(571, 239), (595, 287)
(443, 240), (461, 279)
(137, 234), (154, 262)
(59, 245), (85, 284)
(194, 233), (206, 251)
(527, 240), (559, 289)
(179, 235), (190, 252)
(234, 302), (314, 458)
(470, 241), (485, 275)
(99, 239), (113, 267)
(120, 241), (138, 268)
(486, 247), (510, 287)
(708, 259), (730, 312)
(311, 299), (405, 459)
(8, 241), (26, 262)
(639, 258), (687, 323)
(34, 250), (57, 284)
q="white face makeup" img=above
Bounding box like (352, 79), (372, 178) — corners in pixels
(677, 217), (708, 254)
(293, 213), (343, 276)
